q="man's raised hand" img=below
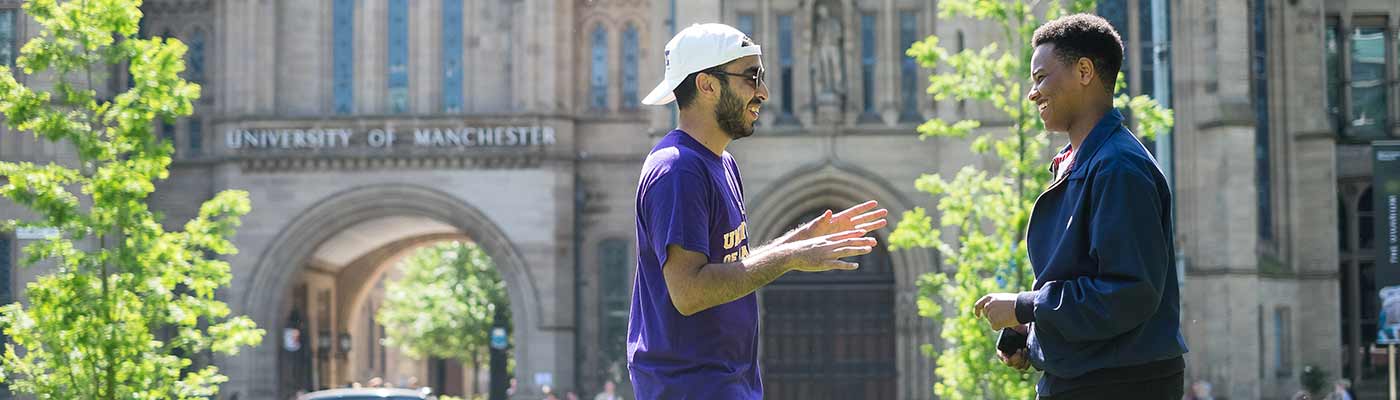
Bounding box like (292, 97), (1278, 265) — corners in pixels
(793, 200), (888, 242)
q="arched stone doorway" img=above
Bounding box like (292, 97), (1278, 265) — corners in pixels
(275, 228), (513, 397)
(228, 184), (546, 399)
(747, 163), (940, 400)
(761, 207), (897, 399)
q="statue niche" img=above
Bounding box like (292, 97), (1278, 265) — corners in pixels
(811, 2), (847, 121)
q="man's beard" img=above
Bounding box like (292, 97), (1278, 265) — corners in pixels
(715, 83), (758, 140)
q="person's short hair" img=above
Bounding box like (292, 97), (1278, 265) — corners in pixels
(1032, 13), (1123, 94)
(673, 70), (705, 110)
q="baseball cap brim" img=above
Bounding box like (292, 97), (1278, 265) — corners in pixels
(642, 79), (680, 105)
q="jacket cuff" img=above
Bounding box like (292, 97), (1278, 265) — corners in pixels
(1015, 291), (1037, 324)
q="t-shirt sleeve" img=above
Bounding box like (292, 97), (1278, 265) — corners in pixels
(641, 166), (712, 267)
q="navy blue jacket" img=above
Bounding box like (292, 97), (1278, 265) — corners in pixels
(1015, 109), (1188, 383)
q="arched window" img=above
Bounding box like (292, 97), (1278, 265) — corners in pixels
(161, 118), (176, 153)
(1360, 187), (1375, 251)
(736, 13), (755, 37)
(598, 238), (630, 361)
(590, 24), (608, 110)
(1097, 0), (1129, 91)
(1136, 0), (1158, 99)
(1325, 20), (1341, 132)
(0, 9), (18, 68)
(620, 24), (640, 109)
(1347, 21), (1389, 137)
(332, 0), (355, 114)
(442, 0), (464, 113)
(778, 14), (794, 117)
(898, 11), (919, 122)
(188, 28), (205, 84)
(1250, 0), (1272, 241)
(187, 118), (202, 154)
(860, 12), (876, 115)
(1339, 193), (1348, 249)
(387, 0), (410, 114)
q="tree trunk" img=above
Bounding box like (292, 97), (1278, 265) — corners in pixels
(471, 350), (480, 398)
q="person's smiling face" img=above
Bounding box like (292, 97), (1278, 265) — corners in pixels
(1028, 43), (1086, 133)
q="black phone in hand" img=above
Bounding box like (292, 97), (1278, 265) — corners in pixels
(996, 327), (1028, 354)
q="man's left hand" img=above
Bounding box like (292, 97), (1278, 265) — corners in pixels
(792, 200), (888, 242)
(974, 292), (1021, 330)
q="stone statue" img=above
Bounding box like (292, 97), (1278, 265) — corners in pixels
(813, 4), (846, 100)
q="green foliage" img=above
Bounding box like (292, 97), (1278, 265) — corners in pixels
(1300, 365), (1329, 396)
(376, 241), (510, 364)
(890, 1), (1174, 399)
(0, 0), (263, 398)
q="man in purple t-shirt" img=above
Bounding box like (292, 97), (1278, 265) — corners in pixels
(628, 23), (890, 399)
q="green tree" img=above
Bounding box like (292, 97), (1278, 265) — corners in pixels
(0, 0), (263, 398)
(888, 1), (1174, 399)
(376, 241), (510, 394)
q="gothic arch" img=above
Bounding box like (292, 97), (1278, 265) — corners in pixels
(234, 183), (542, 398)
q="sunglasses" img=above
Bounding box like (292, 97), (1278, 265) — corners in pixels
(704, 67), (766, 88)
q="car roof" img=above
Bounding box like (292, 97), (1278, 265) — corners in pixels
(297, 388), (427, 400)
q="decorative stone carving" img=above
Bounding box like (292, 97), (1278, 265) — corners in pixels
(812, 3), (846, 101)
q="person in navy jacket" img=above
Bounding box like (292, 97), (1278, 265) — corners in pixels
(972, 14), (1188, 400)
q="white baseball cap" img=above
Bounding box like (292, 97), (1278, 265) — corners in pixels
(642, 23), (762, 106)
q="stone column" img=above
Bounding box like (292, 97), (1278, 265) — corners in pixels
(275, 0), (324, 116)
(1278, 0), (1342, 383)
(1174, 1), (1262, 399)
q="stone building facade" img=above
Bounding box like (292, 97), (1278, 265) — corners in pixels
(0, 0), (1388, 399)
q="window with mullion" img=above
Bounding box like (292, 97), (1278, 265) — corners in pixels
(1348, 20), (1389, 138)
(778, 14), (794, 117)
(1326, 19), (1343, 133)
(1097, 0), (1129, 93)
(1250, 0), (1272, 242)
(0, 9), (14, 68)
(162, 119), (177, 155)
(590, 24), (608, 111)
(1136, 0), (1157, 100)
(386, 0), (410, 114)
(860, 12), (877, 115)
(598, 239), (630, 363)
(188, 28), (205, 84)
(332, 0), (355, 115)
(898, 11), (919, 122)
(622, 24), (639, 109)
(737, 13), (755, 38)
(443, 0), (464, 113)
(188, 117), (202, 155)
(1274, 306), (1293, 377)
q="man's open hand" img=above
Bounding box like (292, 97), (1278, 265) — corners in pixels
(792, 201), (888, 242)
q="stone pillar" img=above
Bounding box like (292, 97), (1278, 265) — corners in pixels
(410, 0), (440, 114)
(275, 0), (324, 116)
(1278, 0), (1342, 384)
(1174, 1), (1263, 399)
(356, 0), (386, 114)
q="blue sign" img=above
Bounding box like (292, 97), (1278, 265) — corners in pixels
(490, 327), (507, 350)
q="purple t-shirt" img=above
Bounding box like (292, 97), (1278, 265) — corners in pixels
(627, 130), (760, 399)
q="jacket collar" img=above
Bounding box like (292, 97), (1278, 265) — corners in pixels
(1065, 108), (1124, 179)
